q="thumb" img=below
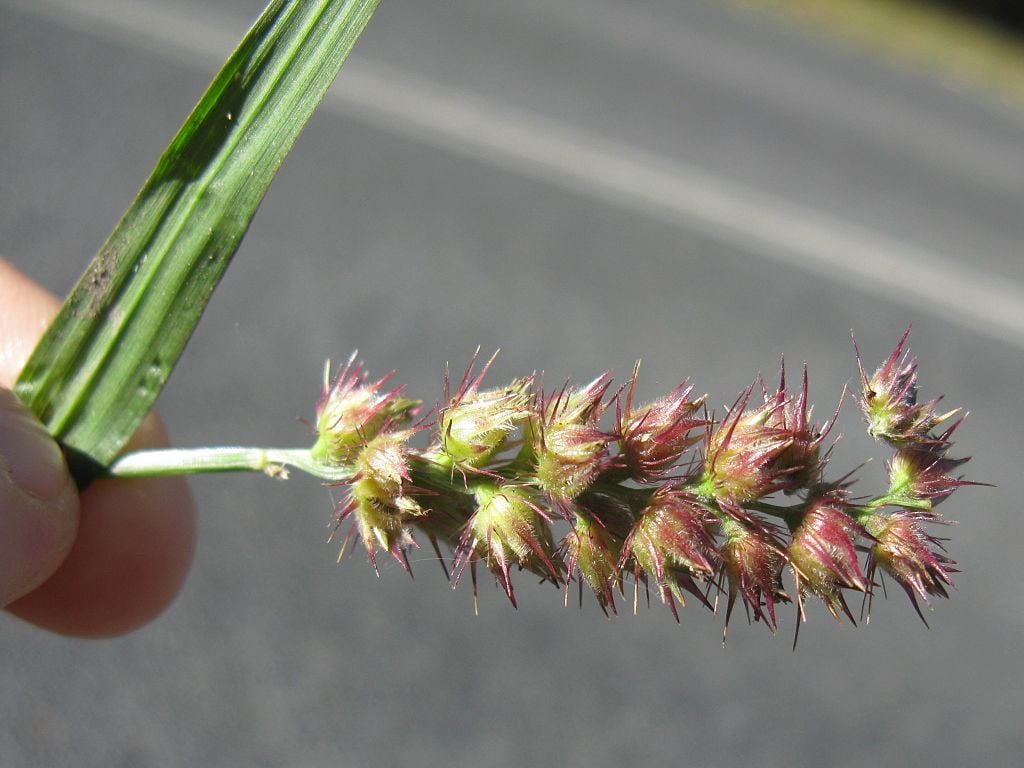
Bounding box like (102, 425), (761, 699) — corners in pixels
(0, 388), (79, 606)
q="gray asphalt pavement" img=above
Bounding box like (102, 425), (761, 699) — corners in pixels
(3, 1), (1023, 766)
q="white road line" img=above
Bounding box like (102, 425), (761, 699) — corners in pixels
(9, 0), (1024, 348)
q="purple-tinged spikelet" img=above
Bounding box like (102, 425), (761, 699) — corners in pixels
(455, 483), (561, 607)
(762, 364), (841, 492)
(788, 493), (868, 623)
(563, 506), (623, 614)
(618, 362), (706, 482)
(620, 486), (719, 616)
(701, 383), (796, 503)
(439, 350), (534, 469)
(719, 517), (787, 635)
(854, 329), (958, 445)
(887, 434), (973, 508)
(330, 429), (424, 573)
(861, 508), (957, 623)
(533, 373), (616, 502)
(313, 353), (418, 465)
(332, 478), (417, 573)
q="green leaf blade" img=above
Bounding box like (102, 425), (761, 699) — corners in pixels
(15, 0), (380, 472)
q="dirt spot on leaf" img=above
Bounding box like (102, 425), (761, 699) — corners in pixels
(82, 246), (119, 318)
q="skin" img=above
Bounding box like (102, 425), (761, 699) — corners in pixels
(0, 258), (196, 637)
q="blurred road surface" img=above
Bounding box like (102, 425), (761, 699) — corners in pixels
(2, 1), (1023, 766)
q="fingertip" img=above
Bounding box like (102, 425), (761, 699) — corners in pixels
(6, 470), (197, 637)
(0, 389), (79, 607)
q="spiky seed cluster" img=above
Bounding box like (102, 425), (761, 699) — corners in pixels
(621, 487), (719, 617)
(788, 492), (868, 622)
(718, 516), (787, 634)
(701, 367), (835, 505)
(532, 373), (615, 501)
(886, 434), (971, 508)
(852, 332), (973, 621)
(564, 508), (622, 612)
(315, 331), (976, 640)
(855, 328), (958, 444)
(618, 362), (706, 481)
(862, 510), (956, 623)
(703, 389), (793, 503)
(455, 483), (559, 607)
(440, 350), (533, 468)
(331, 430), (425, 572)
(312, 353), (418, 465)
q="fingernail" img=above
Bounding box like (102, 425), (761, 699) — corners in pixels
(0, 389), (68, 502)
(0, 389), (78, 606)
